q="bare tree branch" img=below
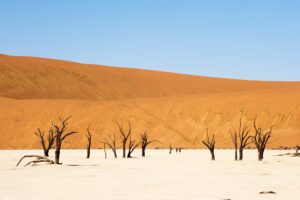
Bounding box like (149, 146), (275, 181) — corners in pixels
(52, 116), (77, 164)
(127, 136), (140, 158)
(230, 116), (252, 160)
(202, 128), (216, 160)
(252, 118), (272, 161)
(115, 120), (131, 158)
(34, 127), (55, 157)
(16, 155), (54, 167)
(86, 124), (93, 158)
(103, 133), (117, 158)
(140, 129), (160, 157)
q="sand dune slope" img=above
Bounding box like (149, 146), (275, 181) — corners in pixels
(1, 54), (300, 100)
(0, 54), (299, 149)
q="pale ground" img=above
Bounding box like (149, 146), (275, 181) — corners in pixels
(0, 149), (299, 200)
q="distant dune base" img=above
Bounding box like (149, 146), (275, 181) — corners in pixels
(0, 54), (299, 149)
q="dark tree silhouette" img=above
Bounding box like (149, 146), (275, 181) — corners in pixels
(127, 136), (140, 158)
(230, 117), (252, 160)
(252, 119), (272, 161)
(169, 143), (173, 154)
(34, 127), (55, 157)
(140, 130), (159, 157)
(86, 124), (93, 159)
(237, 119), (251, 160)
(104, 134), (117, 158)
(115, 121), (131, 158)
(202, 129), (216, 160)
(229, 129), (238, 161)
(52, 116), (77, 164)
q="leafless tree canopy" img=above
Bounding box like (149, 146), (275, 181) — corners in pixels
(202, 129), (216, 160)
(52, 116), (77, 164)
(115, 120), (131, 158)
(103, 134), (117, 158)
(140, 130), (159, 157)
(34, 127), (55, 157)
(252, 119), (272, 161)
(86, 124), (93, 159)
(230, 117), (251, 160)
(127, 136), (140, 158)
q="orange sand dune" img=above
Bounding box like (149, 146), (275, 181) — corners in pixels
(0, 54), (299, 149)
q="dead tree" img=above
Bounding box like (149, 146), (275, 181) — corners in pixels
(238, 119), (251, 160)
(230, 118), (252, 160)
(202, 129), (216, 160)
(127, 136), (140, 158)
(169, 143), (173, 154)
(16, 155), (54, 167)
(103, 143), (107, 159)
(98, 141), (108, 159)
(104, 134), (117, 158)
(253, 119), (272, 161)
(115, 121), (131, 158)
(34, 128), (55, 157)
(230, 129), (238, 161)
(140, 130), (159, 157)
(52, 116), (77, 164)
(86, 125), (93, 159)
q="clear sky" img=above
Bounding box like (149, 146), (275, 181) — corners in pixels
(1, 0), (300, 81)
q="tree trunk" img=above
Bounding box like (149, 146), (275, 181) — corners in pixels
(55, 139), (61, 164)
(234, 148), (237, 161)
(142, 146), (146, 157)
(210, 150), (215, 160)
(258, 149), (263, 161)
(44, 149), (49, 157)
(127, 151), (132, 158)
(87, 146), (91, 158)
(55, 149), (60, 164)
(239, 148), (243, 160)
(122, 144), (126, 158)
(86, 142), (91, 158)
(103, 144), (107, 159)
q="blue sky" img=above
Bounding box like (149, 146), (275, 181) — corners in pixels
(1, 0), (300, 81)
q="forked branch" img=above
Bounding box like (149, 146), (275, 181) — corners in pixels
(202, 128), (216, 160)
(115, 120), (131, 158)
(127, 136), (140, 158)
(140, 130), (159, 157)
(252, 118), (272, 161)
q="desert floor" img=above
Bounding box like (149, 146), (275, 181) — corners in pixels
(0, 149), (299, 200)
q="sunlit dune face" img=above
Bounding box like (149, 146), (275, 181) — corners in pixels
(0, 54), (299, 149)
